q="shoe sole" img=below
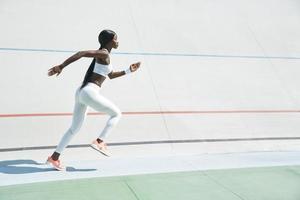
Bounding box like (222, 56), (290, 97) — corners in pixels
(90, 144), (111, 157)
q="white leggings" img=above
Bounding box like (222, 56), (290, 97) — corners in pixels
(55, 82), (122, 153)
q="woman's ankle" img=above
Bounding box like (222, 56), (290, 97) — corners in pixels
(51, 152), (60, 161)
(96, 138), (104, 144)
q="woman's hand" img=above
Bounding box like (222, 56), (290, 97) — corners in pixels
(48, 64), (63, 76)
(130, 62), (141, 72)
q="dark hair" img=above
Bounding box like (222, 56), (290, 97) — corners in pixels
(80, 29), (116, 89)
(98, 29), (116, 47)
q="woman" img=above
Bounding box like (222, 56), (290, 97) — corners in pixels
(47, 29), (141, 171)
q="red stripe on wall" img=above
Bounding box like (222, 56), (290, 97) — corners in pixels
(0, 110), (299, 118)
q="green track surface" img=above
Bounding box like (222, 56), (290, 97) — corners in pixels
(1, 165), (300, 200)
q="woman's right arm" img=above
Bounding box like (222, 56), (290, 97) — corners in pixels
(48, 49), (108, 77)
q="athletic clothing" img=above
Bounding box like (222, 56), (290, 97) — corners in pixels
(55, 82), (121, 153)
(93, 62), (113, 77)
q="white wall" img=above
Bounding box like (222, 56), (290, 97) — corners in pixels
(1, 0), (300, 153)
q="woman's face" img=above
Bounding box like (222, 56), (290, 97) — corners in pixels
(112, 34), (119, 49)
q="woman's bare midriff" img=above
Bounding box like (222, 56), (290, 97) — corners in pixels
(88, 73), (106, 87)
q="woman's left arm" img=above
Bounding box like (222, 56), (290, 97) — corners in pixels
(108, 62), (141, 79)
(48, 50), (109, 77)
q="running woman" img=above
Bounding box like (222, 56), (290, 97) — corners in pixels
(46, 29), (141, 171)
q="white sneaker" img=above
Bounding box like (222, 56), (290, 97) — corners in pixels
(46, 156), (66, 171)
(90, 140), (111, 157)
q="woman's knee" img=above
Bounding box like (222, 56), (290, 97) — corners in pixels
(108, 107), (122, 122)
(105, 104), (121, 117)
(113, 108), (122, 119)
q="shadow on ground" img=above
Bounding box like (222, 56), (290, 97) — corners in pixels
(0, 159), (97, 174)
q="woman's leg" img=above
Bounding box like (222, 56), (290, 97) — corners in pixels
(52, 89), (88, 159)
(97, 101), (122, 140)
(80, 85), (122, 141)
